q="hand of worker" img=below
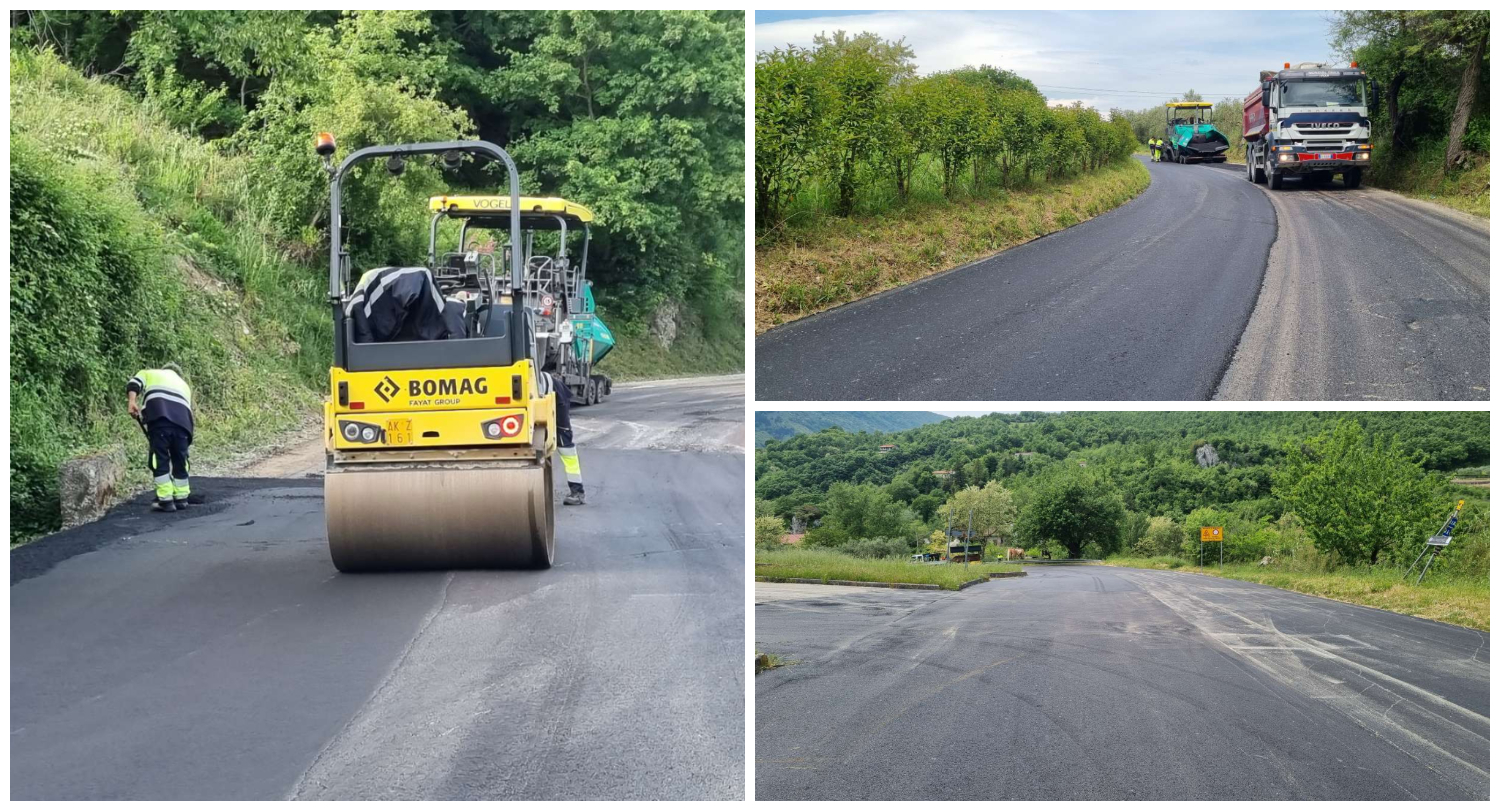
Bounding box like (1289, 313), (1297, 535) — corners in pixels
(128, 400), (140, 419)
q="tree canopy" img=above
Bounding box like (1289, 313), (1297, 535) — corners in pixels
(755, 411), (1487, 568)
(14, 10), (746, 328)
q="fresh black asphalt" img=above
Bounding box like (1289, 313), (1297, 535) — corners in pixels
(756, 565), (1489, 800)
(11, 381), (745, 800)
(756, 155), (1490, 401)
(756, 156), (1275, 400)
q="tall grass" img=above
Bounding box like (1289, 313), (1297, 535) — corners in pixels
(756, 547), (1020, 590)
(1364, 139), (1489, 217)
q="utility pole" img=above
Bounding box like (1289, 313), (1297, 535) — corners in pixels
(945, 505), (952, 565)
(965, 508), (974, 569)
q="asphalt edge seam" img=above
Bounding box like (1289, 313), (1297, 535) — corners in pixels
(1207, 161), (1280, 399)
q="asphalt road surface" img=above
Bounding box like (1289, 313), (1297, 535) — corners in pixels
(11, 376), (746, 800)
(756, 565), (1489, 801)
(1213, 165), (1489, 400)
(755, 156), (1488, 401)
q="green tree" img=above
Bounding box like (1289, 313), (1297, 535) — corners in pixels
(874, 77), (923, 200)
(938, 481), (1018, 543)
(809, 30), (915, 215)
(820, 481), (919, 543)
(755, 45), (819, 223)
(1014, 468), (1126, 558)
(1272, 421), (1447, 565)
(1334, 10), (1489, 166)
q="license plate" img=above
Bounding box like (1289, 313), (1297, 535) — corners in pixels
(1318, 153), (1332, 160)
(384, 418), (413, 446)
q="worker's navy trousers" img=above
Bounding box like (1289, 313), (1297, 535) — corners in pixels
(146, 419), (192, 503)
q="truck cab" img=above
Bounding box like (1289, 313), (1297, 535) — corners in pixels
(1244, 63), (1373, 189)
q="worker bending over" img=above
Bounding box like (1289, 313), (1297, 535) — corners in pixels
(126, 364), (194, 512)
(540, 371), (585, 506)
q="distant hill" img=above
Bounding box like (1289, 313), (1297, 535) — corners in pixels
(756, 411), (948, 446)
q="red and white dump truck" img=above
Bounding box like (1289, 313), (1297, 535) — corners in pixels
(1243, 62), (1374, 190)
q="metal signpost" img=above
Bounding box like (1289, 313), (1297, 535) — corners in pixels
(1200, 526), (1223, 568)
(1402, 500), (1464, 586)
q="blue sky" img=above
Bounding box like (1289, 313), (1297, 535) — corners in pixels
(755, 11), (1347, 110)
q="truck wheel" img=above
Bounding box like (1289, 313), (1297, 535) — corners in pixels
(1267, 159), (1283, 190)
(1344, 169), (1363, 189)
(1245, 157), (1254, 182)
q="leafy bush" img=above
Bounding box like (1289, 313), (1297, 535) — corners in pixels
(755, 515), (787, 551)
(842, 537), (914, 559)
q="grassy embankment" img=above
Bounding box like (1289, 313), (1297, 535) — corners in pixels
(1104, 555), (1489, 631)
(755, 157), (1150, 332)
(1362, 142), (1489, 218)
(10, 50), (329, 543)
(756, 547), (1022, 590)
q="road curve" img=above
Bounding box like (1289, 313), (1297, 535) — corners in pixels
(11, 377), (746, 800)
(756, 565), (1489, 801)
(756, 156), (1275, 400)
(1213, 166), (1488, 400)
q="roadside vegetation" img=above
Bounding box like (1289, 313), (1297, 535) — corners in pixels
(9, 11), (744, 542)
(756, 547), (1018, 590)
(1334, 11), (1489, 216)
(755, 412), (1488, 625)
(754, 32), (1143, 331)
(755, 652), (787, 674)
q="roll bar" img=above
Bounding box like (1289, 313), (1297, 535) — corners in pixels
(327, 140), (526, 366)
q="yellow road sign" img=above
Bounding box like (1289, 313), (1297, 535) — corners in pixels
(1200, 526), (1224, 542)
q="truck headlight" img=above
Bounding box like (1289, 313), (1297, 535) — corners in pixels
(1355, 152), (1370, 161)
(1278, 154), (1294, 163)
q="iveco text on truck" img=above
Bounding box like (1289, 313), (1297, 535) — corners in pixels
(1243, 62), (1374, 190)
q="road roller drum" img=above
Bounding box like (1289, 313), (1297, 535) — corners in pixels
(326, 459), (554, 571)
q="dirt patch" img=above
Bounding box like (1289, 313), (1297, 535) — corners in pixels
(196, 412), (325, 479)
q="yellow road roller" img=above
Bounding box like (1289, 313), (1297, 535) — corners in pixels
(315, 134), (556, 571)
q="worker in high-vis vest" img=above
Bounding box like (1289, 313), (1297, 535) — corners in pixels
(539, 372), (585, 506)
(126, 364), (194, 512)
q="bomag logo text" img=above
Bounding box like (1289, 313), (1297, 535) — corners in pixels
(408, 377), (489, 397)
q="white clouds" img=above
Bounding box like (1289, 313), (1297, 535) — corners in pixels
(756, 11), (1343, 111)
